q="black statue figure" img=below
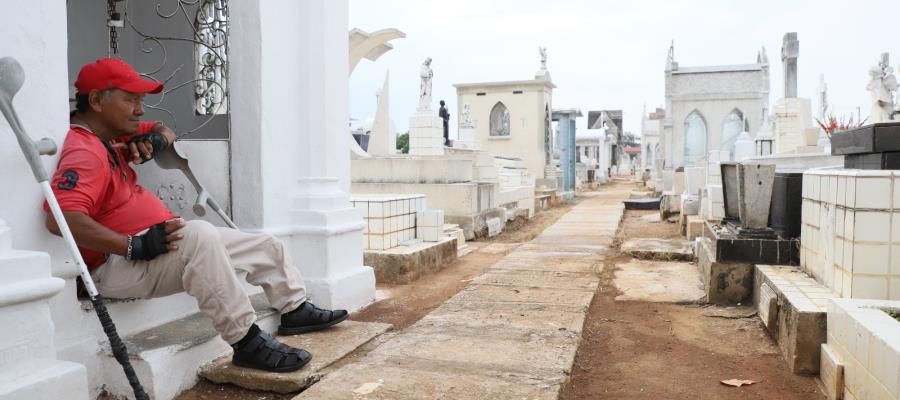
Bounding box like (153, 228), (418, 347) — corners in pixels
(439, 100), (450, 146)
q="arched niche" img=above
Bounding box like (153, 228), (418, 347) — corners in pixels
(683, 110), (707, 164)
(490, 102), (510, 136)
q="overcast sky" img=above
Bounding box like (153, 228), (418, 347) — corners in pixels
(349, 0), (900, 139)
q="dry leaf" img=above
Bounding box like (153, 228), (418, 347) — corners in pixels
(720, 379), (758, 387)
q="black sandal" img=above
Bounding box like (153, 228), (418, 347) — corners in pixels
(231, 331), (312, 372)
(279, 301), (349, 335)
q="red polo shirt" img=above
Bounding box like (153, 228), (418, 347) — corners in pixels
(45, 121), (176, 269)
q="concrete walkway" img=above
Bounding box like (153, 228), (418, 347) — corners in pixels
(295, 185), (631, 399)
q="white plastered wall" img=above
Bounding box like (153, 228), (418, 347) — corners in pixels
(456, 82), (552, 180)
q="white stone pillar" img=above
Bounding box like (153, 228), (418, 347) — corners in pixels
(0, 4), (96, 397)
(0, 220), (88, 400)
(230, 0), (374, 311)
(408, 111), (445, 156)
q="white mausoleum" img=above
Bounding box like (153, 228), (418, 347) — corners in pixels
(662, 42), (770, 169)
(454, 73), (554, 181)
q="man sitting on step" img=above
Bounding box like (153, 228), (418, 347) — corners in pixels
(44, 58), (347, 373)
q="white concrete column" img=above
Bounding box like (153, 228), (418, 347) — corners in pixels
(0, 4), (98, 397)
(0, 0), (73, 277)
(0, 220), (88, 400)
(231, 0), (373, 311)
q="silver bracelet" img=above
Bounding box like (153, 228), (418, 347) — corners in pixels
(126, 236), (134, 260)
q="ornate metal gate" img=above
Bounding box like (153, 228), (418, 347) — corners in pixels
(67, 0), (233, 224)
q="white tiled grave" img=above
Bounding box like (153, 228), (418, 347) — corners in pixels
(352, 194), (426, 251)
(416, 209), (444, 242)
(704, 150), (729, 220)
(822, 299), (900, 400)
(801, 169), (900, 300)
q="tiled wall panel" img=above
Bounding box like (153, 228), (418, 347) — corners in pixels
(801, 170), (900, 300)
(352, 194), (426, 251)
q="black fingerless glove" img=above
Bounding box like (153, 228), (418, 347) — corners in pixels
(128, 222), (169, 261)
(128, 132), (169, 163)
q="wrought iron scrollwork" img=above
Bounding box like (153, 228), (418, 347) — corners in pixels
(194, 0), (228, 116)
(124, 0), (229, 138)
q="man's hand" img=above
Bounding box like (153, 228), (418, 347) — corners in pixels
(119, 139), (153, 164)
(113, 123), (176, 164)
(114, 132), (170, 164)
(47, 213), (187, 259)
(161, 218), (186, 251)
(128, 218), (186, 261)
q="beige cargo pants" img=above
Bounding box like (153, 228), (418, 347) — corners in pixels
(92, 220), (307, 344)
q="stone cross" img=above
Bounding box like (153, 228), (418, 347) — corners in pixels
(781, 32), (799, 98)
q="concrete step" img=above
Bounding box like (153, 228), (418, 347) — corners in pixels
(755, 265), (834, 375)
(443, 224), (467, 251)
(620, 238), (693, 261)
(96, 293), (279, 400)
(364, 237), (458, 284)
(200, 320), (392, 394)
(457, 244), (473, 257)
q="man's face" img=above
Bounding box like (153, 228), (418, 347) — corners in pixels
(94, 89), (145, 136)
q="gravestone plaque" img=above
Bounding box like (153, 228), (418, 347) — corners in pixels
(720, 163), (740, 220)
(737, 164), (776, 230)
(830, 122), (900, 155)
(844, 152), (900, 169)
(770, 172), (802, 238)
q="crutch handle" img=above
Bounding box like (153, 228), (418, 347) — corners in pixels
(193, 190), (209, 217)
(0, 97), (49, 182)
(36, 137), (57, 156)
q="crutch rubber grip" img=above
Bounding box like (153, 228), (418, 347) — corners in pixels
(91, 295), (150, 400)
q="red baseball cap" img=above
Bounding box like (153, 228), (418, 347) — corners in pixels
(74, 58), (163, 95)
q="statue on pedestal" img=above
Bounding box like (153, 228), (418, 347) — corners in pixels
(866, 53), (898, 123)
(538, 46), (547, 70)
(460, 104), (474, 128)
(439, 100), (450, 145)
(418, 57), (433, 111)
(895, 64), (900, 115)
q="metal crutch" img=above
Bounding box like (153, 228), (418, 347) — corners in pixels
(0, 57), (150, 400)
(154, 144), (238, 229)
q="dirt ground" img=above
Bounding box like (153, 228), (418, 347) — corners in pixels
(558, 209), (825, 400)
(352, 196), (577, 330)
(620, 209), (683, 241)
(168, 198), (825, 400)
(172, 199), (578, 400)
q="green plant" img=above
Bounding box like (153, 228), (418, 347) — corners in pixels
(396, 132), (409, 154)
